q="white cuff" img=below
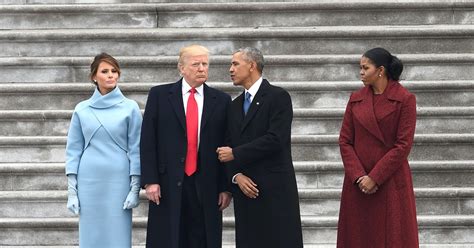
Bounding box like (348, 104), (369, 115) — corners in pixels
(232, 173), (242, 184)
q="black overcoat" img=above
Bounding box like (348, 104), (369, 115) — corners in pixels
(226, 79), (303, 248)
(140, 79), (230, 248)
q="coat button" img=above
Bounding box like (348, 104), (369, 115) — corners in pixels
(180, 158), (185, 163)
(177, 181), (182, 187)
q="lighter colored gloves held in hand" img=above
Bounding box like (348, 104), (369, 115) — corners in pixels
(123, 175), (141, 210)
(67, 174), (80, 215)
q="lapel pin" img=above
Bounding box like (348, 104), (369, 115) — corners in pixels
(256, 102), (260, 105)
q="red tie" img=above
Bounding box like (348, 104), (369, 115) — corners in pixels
(185, 88), (198, 176)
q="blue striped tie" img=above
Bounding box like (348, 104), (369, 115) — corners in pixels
(243, 92), (251, 115)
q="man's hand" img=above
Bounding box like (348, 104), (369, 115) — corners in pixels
(216, 146), (234, 162)
(357, 176), (377, 194)
(145, 184), (161, 205)
(218, 192), (232, 211)
(235, 174), (259, 199)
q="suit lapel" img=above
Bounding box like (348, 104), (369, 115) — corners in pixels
(168, 79), (186, 131)
(240, 80), (269, 133)
(201, 84), (217, 131)
(352, 86), (386, 144)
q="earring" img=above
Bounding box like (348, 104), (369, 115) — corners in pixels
(378, 74), (381, 77)
(93, 80), (97, 83)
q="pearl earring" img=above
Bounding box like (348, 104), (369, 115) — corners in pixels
(378, 74), (381, 77)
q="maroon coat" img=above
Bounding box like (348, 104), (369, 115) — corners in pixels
(337, 81), (419, 247)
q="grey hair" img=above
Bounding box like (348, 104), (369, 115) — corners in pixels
(234, 47), (264, 73)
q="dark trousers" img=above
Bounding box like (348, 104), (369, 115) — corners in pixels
(179, 174), (207, 248)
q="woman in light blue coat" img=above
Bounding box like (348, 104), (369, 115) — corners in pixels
(65, 53), (142, 247)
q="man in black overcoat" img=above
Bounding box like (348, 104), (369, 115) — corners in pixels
(217, 47), (303, 248)
(140, 45), (232, 248)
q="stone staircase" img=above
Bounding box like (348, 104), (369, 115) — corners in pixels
(0, 0), (473, 247)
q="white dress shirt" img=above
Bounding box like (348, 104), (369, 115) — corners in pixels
(182, 78), (204, 147)
(244, 76), (263, 104)
(232, 76), (263, 183)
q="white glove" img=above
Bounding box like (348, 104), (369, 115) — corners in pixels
(123, 175), (140, 209)
(67, 174), (80, 215)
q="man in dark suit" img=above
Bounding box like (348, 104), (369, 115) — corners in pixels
(217, 47), (303, 248)
(140, 45), (232, 248)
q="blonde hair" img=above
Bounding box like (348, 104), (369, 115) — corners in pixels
(178, 45), (209, 67)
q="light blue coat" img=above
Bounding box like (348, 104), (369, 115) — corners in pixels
(65, 86), (141, 247)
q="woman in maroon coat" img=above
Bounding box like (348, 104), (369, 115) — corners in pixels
(337, 48), (419, 247)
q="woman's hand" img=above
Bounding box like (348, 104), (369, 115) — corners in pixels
(357, 175), (378, 194)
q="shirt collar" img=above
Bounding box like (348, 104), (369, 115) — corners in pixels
(245, 76), (263, 98)
(182, 77), (204, 96)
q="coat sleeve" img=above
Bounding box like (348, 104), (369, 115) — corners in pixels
(128, 102), (143, 176)
(218, 95), (232, 193)
(339, 94), (368, 184)
(232, 90), (292, 166)
(140, 88), (160, 187)
(65, 111), (85, 175)
(368, 94), (417, 185)
(224, 101), (242, 185)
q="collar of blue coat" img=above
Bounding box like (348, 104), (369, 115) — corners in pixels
(89, 86), (125, 109)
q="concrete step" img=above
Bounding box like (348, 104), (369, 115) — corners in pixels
(0, 1), (473, 29)
(0, 4), (158, 30)
(1, 80), (472, 109)
(0, 54), (472, 83)
(1, 107), (472, 136)
(292, 107), (474, 135)
(297, 187), (474, 217)
(0, 137), (65, 163)
(0, 26), (473, 56)
(293, 134), (474, 161)
(295, 160), (474, 189)
(1, 188), (472, 218)
(2, 160), (472, 191)
(320, 137), (474, 161)
(4, 0), (469, 4)
(0, 134), (472, 162)
(0, 215), (472, 245)
(0, 163), (66, 191)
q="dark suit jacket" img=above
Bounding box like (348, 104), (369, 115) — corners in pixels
(140, 79), (231, 248)
(226, 79), (303, 248)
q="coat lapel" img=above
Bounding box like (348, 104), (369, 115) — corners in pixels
(240, 80), (269, 133)
(375, 81), (403, 120)
(233, 92), (245, 121)
(352, 86), (386, 144)
(168, 79), (186, 131)
(201, 84), (217, 131)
